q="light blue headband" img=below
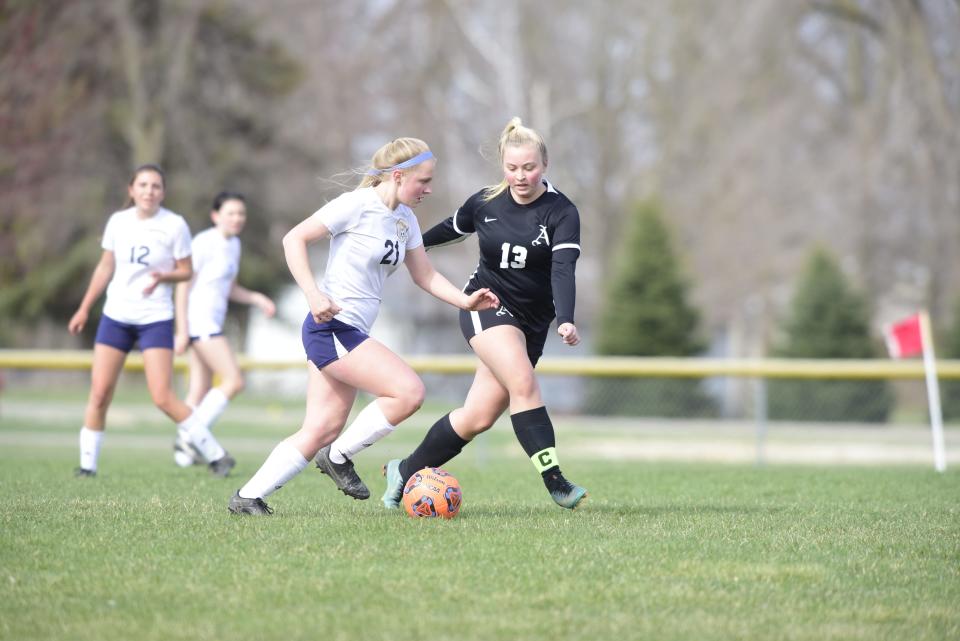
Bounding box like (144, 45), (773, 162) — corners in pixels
(366, 150), (434, 176)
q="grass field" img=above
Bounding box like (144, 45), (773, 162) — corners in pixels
(1, 391), (958, 641)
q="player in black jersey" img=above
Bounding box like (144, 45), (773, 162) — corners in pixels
(381, 117), (587, 510)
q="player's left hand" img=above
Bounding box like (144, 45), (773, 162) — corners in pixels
(143, 272), (162, 296)
(558, 322), (580, 346)
(463, 288), (499, 311)
(68, 308), (88, 335)
(174, 331), (189, 355)
(255, 294), (277, 318)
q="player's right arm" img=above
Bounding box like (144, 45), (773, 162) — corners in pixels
(68, 250), (116, 335)
(422, 197), (478, 250)
(282, 214), (341, 324)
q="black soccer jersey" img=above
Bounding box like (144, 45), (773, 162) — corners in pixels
(423, 180), (580, 332)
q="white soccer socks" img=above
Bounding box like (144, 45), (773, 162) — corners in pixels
(328, 401), (396, 464)
(79, 426), (104, 472)
(194, 388), (229, 431)
(238, 441), (308, 499)
(177, 411), (226, 463)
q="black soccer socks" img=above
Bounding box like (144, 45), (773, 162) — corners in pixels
(399, 413), (469, 481)
(511, 406), (560, 477)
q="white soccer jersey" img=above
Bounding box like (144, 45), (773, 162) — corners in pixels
(101, 207), (193, 324)
(187, 227), (241, 337)
(313, 187), (423, 333)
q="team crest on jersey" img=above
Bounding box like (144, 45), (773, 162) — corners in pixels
(531, 225), (549, 246)
(395, 220), (410, 243)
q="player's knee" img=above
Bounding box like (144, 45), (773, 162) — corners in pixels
(150, 389), (177, 414)
(88, 387), (114, 411)
(392, 377), (425, 418)
(222, 373), (245, 398)
(509, 373), (540, 402)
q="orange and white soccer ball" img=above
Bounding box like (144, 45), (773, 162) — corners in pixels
(402, 467), (462, 519)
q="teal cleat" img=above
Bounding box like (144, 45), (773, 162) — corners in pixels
(381, 459), (404, 509)
(546, 472), (588, 510)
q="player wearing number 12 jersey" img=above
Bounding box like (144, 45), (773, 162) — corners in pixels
(381, 117), (588, 511)
(68, 164), (235, 479)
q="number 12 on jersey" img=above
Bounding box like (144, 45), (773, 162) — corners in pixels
(130, 245), (149, 265)
(499, 242), (527, 269)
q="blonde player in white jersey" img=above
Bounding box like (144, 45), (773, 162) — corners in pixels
(68, 164), (235, 478)
(172, 191), (276, 467)
(228, 138), (500, 515)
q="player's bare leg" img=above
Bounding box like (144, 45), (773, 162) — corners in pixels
(471, 327), (587, 510)
(318, 339), (425, 499)
(77, 343), (127, 476)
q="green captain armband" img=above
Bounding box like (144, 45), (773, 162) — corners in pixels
(531, 447), (559, 473)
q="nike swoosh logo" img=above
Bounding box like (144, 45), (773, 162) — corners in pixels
(484, 217), (497, 222)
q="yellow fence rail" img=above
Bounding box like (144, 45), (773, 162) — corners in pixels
(2, 349), (960, 379)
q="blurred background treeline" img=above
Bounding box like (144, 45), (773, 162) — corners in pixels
(2, 1), (959, 417)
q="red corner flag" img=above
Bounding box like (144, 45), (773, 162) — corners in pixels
(884, 313), (924, 359)
(884, 311), (947, 472)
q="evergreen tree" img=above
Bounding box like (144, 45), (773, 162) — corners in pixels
(769, 247), (893, 422)
(940, 297), (960, 421)
(589, 199), (714, 417)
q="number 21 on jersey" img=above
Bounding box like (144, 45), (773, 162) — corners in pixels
(380, 239), (401, 266)
(499, 242), (527, 269)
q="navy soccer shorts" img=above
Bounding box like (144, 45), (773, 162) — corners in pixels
(95, 316), (175, 352)
(301, 314), (370, 370)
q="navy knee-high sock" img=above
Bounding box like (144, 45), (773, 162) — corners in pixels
(399, 413), (469, 481)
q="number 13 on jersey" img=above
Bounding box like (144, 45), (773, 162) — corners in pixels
(500, 242), (527, 269)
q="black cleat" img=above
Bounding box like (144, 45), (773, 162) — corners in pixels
(228, 491), (273, 515)
(315, 445), (370, 500)
(209, 454), (236, 478)
(74, 467), (96, 478)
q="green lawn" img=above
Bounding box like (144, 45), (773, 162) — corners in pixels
(1, 400), (958, 641)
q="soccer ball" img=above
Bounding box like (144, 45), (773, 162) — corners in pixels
(173, 432), (204, 468)
(402, 467), (462, 519)
(173, 450), (196, 468)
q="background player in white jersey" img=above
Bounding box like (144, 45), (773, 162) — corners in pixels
(380, 117), (588, 510)
(68, 164), (235, 477)
(172, 191), (276, 467)
(228, 138), (499, 515)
